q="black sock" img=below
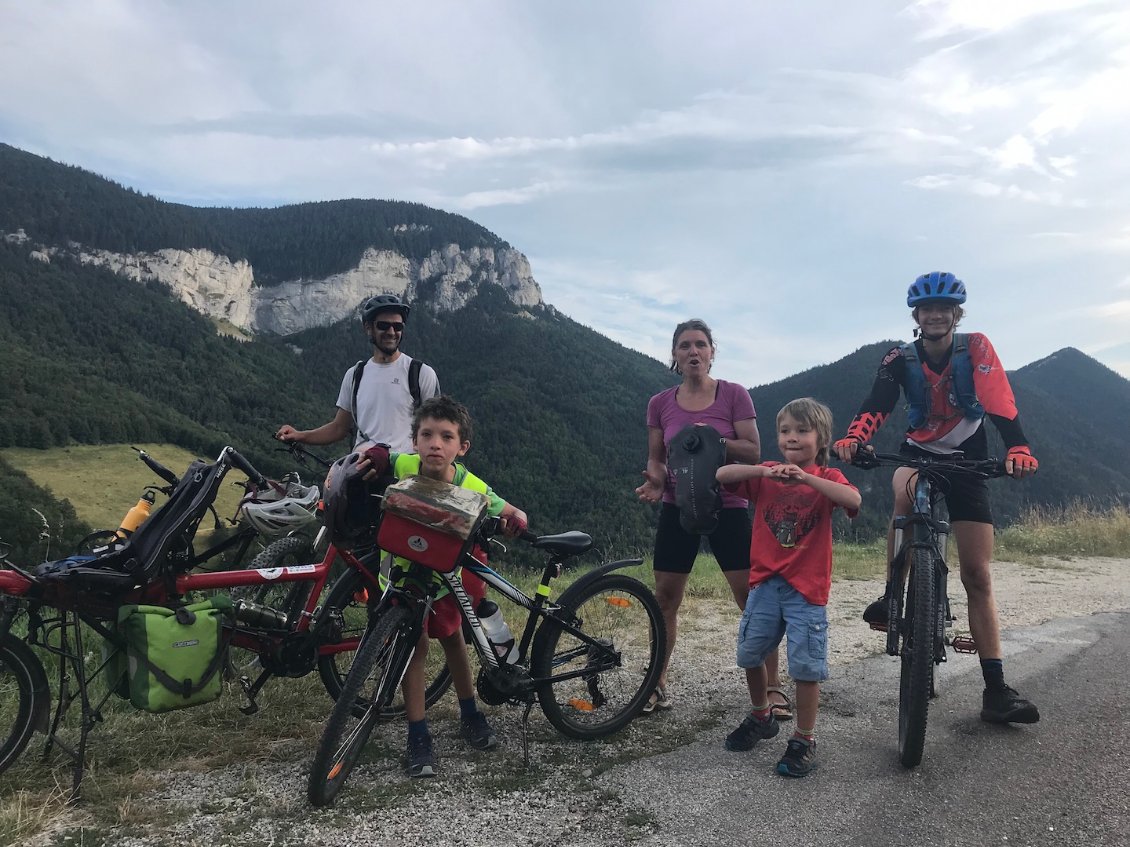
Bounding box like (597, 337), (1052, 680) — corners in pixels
(980, 658), (1005, 689)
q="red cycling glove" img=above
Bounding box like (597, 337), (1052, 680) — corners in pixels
(1006, 446), (1038, 473)
(362, 443), (391, 477)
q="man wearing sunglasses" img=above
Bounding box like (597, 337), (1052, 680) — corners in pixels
(276, 293), (440, 453)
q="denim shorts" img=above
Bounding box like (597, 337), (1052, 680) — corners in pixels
(735, 575), (829, 682)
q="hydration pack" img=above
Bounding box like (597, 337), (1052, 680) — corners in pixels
(667, 424), (727, 535)
(901, 334), (984, 430)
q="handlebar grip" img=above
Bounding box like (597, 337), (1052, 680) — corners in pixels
(520, 530), (538, 544)
(134, 448), (180, 486)
(224, 448), (269, 489)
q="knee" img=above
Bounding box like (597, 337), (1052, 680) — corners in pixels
(959, 562), (993, 596)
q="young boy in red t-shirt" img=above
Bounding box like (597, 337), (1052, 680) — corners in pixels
(717, 398), (860, 777)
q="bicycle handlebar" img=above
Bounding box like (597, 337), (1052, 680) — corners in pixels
(272, 432), (333, 469)
(223, 447), (270, 490)
(131, 447), (180, 487)
(844, 448), (1007, 479)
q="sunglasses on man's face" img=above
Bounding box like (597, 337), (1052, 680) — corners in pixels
(373, 320), (405, 333)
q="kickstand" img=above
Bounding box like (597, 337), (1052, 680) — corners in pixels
(521, 701), (534, 769)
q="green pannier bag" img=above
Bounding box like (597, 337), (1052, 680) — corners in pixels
(117, 596), (232, 713)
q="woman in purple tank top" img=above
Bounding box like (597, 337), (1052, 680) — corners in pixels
(635, 319), (789, 719)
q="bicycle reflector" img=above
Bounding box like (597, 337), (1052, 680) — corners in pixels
(567, 698), (595, 712)
(606, 597), (632, 608)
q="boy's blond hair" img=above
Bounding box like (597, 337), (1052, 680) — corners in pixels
(776, 398), (834, 467)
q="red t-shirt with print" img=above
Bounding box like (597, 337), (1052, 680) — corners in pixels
(728, 463), (859, 606)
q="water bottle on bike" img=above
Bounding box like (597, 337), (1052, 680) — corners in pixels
(116, 490), (156, 539)
(477, 599), (517, 664)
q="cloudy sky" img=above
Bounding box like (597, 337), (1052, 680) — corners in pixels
(2, 0), (1129, 386)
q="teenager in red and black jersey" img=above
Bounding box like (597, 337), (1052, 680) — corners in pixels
(833, 273), (1041, 726)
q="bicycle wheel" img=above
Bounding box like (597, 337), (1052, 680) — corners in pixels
(237, 535), (317, 614)
(898, 544), (936, 768)
(316, 568), (452, 718)
(531, 573), (664, 740)
(307, 604), (416, 807)
(0, 633), (50, 774)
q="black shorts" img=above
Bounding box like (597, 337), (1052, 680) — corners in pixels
(899, 443), (994, 525)
(652, 503), (752, 574)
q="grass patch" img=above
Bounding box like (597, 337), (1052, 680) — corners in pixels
(0, 443), (247, 536)
(996, 503), (1130, 564)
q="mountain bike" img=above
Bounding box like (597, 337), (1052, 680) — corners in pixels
(0, 445), (412, 798)
(848, 448), (1005, 768)
(307, 521), (665, 806)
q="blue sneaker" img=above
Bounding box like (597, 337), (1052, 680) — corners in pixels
(776, 737), (817, 777)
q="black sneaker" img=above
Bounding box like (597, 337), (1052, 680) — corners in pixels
(981, 685), (1040, 724)
(863, 595), (888, 625)
(776, 736), (817, 777)
(724, 711), (780, 751)
(406, 734), (436, 778)
(461, 711), (499, 751)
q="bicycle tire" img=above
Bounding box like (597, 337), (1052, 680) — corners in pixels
(316, 568), (451, 718)
(307, 604), (416, 807)
(0, 633), (49, 774)
(238, 535), (317, 615)
(530, 573), (664, 740)
(899, 543), (936, 768)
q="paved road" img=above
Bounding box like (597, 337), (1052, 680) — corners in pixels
(599, 611), (1130, 847)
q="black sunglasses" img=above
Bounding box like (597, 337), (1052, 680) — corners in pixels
(373, 320), (405, 333)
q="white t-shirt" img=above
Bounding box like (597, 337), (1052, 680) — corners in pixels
(334, 354), (440, 452)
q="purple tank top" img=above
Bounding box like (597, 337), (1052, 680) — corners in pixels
(646, 379), (756, 507)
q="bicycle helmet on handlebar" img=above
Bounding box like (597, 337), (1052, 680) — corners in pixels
(239, 477), (321, 537)
(906, 272), (966, 307)
(360, 293), (410, 324)
(321, 452), (383, 549)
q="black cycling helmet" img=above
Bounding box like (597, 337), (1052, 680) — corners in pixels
(321, 453), (381, 549)
(907, 272), (967, 307)
(361, 293), (410, 324)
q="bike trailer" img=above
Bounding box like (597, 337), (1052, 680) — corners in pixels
(116, 596), (233, 713)
(377, 476), (490, 572)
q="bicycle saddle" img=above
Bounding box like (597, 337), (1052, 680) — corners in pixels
(528, 531), (593, 556)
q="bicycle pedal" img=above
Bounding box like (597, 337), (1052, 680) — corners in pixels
(948, 634), (977, 654)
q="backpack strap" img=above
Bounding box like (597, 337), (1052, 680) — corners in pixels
(408, 358), (424, 410)
(900, 342), (928, 430)
(350, 359), (370, 445)
(950, 333), (985, 421)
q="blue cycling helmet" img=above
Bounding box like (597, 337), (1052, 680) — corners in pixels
(907, 272), (966, 307)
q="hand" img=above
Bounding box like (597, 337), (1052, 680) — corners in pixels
(275, 425), (301, 443)
(500, 508), (529, 537)
(833, 437), (861, 462)
(767, 463), (806, 484)
(1005, 446), (1038, 479)
(634, 470), (665, 503)
(359, 443), (391, 480)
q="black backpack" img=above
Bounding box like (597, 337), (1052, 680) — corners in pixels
(667, 424), (727, 534)
(350, 357), (425, 445)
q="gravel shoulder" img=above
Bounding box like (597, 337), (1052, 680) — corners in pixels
(26, 556), (1130, 847)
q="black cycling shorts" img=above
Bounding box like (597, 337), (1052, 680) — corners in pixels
(899, 443), (994, 525)
(652, 503), (752, 574)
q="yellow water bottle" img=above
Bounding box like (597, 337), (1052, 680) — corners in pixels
(116, 490), (156, 539)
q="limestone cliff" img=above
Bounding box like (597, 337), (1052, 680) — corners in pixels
(4, 228), (544, 335)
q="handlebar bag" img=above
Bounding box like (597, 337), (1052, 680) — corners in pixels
(116, 596), (233, 713)
(377, 476), (490, 573)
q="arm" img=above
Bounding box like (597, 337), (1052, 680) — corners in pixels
(769, 465), (862, 511)
(716, 463), (768, 487)
(276, 407), (354, 446)
(725, 417), (761, 464)
(970, 335), (1037, 479)
(634, 426), (668, 503)
(834, 347), (902, 461)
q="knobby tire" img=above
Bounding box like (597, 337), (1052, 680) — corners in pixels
(0, 633), (49, 774)
(899, 543), (936, 768)
(316, 569), (451, 718)
(307, 604), (416, 807)
(531, 573), (664, 740)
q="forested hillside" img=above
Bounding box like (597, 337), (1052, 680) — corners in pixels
(0, 143), (505, 284)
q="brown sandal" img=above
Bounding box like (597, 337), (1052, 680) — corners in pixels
(767, 686), (793, 721)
